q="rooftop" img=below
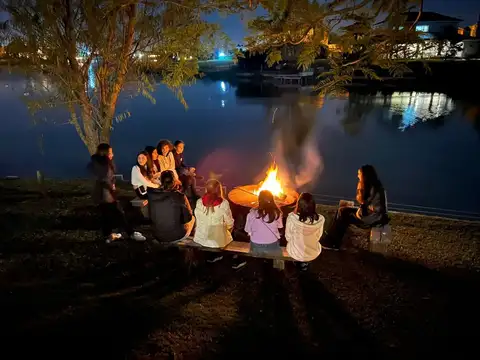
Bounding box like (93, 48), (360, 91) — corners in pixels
(405, 11), (463, 23)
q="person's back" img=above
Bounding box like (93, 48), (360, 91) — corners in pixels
(194, 194), (234, 248)
(286, 192), (324, 263)
(286, 212), (324, 262)
(148, 171), (194, 242)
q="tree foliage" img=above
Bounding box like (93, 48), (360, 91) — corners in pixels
(0, 0), (253, 154)
(246, 0), (425, 94)
(1, 0), (430, 153)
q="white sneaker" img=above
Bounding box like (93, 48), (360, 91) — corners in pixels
(131, 231), (146, 242)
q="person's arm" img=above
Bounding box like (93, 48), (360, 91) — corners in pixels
(244, 211), (253, 237)
(90, 160), (115, 192)
(223, 201), (234, 231)
(285, 215), (294, 242)
(132, 166), (159, 189)
(181, 194), (193, 224)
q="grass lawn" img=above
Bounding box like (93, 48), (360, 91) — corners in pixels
(1, 179), (479, 358)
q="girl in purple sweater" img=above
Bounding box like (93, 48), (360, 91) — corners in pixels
(245, 190), (283, 256)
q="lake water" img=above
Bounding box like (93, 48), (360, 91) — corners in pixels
(1, 72), (480, 218)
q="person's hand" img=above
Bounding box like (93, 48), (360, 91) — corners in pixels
(112, 184), (116, 191)
(189, 167), (196, 174)
(355, 207), (362, 219)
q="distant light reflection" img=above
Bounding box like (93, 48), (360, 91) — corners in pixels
(220, 81), (226, 92)
(221, 100), (225, 108)
(364, 92), (455, 131)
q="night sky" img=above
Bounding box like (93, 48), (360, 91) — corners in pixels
(0, 0), (478, 44)
(208, 0), (480, 44)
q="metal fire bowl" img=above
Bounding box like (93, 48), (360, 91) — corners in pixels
(228, 185), (299, 208)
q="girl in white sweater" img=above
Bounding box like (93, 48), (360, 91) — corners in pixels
(131, 151), (159, 199)
(285, 192), (324, 269)
(157, 139), (182, 187)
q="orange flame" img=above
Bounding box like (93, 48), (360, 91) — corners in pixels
(254, 163), (285, 198)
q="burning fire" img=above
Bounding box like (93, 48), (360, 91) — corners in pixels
(254, 163), (285, 198)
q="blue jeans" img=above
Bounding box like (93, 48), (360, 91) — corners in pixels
(250, 241), (282, 256)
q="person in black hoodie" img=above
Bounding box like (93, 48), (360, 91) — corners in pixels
(148, 170), (195, 242)
(88, 143), (146, 243)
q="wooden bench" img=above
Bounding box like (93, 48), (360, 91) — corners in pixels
(172, 237), (293, 270)
(131, 197), (149, 218)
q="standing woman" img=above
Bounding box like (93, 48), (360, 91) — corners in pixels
(131, 150), (159, 199)
(321, 164), (388, 250)
(245, 190), (284, 256)
(157, 139), (182, 188)
(88, 143), (146, 243)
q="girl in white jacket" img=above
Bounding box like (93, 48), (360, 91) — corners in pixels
(193, 179), (234, 250)
(131, 151), (159, 199)
(286, 192), (324, 268)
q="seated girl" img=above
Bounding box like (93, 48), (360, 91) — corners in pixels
(145, 145), (161, 183)
(245, 190), (283, 256)
(131, 151), (159, 199)
(156, 139), (182, 188)
(285, 193), (325, 268)
(148, 170), (195, 242)
(193, 179), (234, 249)
(321, 164), (389, 251)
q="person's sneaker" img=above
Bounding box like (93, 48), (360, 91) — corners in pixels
(298, 262), (309, 271)
(105, 233), (122, 244)
(131, 231), (146, 242)
(207, 255), (224, 263)
(232, 259), (247, 270)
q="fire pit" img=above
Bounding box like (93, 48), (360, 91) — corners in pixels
(228, 163), (299, 208)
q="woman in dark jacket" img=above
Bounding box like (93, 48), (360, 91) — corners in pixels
(88, 143), (146, 243)
(321, 164), (388, 250)
(148, 170), (195, 242)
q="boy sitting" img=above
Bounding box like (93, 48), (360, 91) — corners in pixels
(173, 140), (201, 179)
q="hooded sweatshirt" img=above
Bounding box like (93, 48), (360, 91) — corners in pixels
(87, 154), (116, 204)
(148, 187), (193, 242)
(285, 212), (325, 262)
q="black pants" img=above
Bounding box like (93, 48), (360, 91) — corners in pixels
(135, 188), (148, 199)
(99, 202), (133, 237)
(322, 207), (368, 248)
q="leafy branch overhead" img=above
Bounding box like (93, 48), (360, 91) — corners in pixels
(0, 0), (255, 154)
(246, 0), (425, 93)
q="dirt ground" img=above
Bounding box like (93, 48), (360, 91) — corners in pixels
(1, 180), (479, 358)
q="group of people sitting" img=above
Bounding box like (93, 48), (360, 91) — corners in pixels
(88, 141), (389, 270)
(131, 139), (200, 204)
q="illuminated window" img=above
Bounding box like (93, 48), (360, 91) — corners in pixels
(416, 25), (429, 32)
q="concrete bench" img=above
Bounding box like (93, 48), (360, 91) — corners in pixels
(131, 197), (149, 218)
(338, 199), (392, 254)
(172, 237), (292, 270)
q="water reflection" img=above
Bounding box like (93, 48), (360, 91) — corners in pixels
(344, 91), (456, 133)
(385, 92), (454, 131)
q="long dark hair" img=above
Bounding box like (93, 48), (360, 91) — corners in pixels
(357, 164), (382, 204)
(136, 151), (150, 178)
(296, 192), (319, 224)
(257, 190), (281, 223)
(95, 143), (114, 170)
(145, 145), (160, 173)
(160, 170), (175, 190)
